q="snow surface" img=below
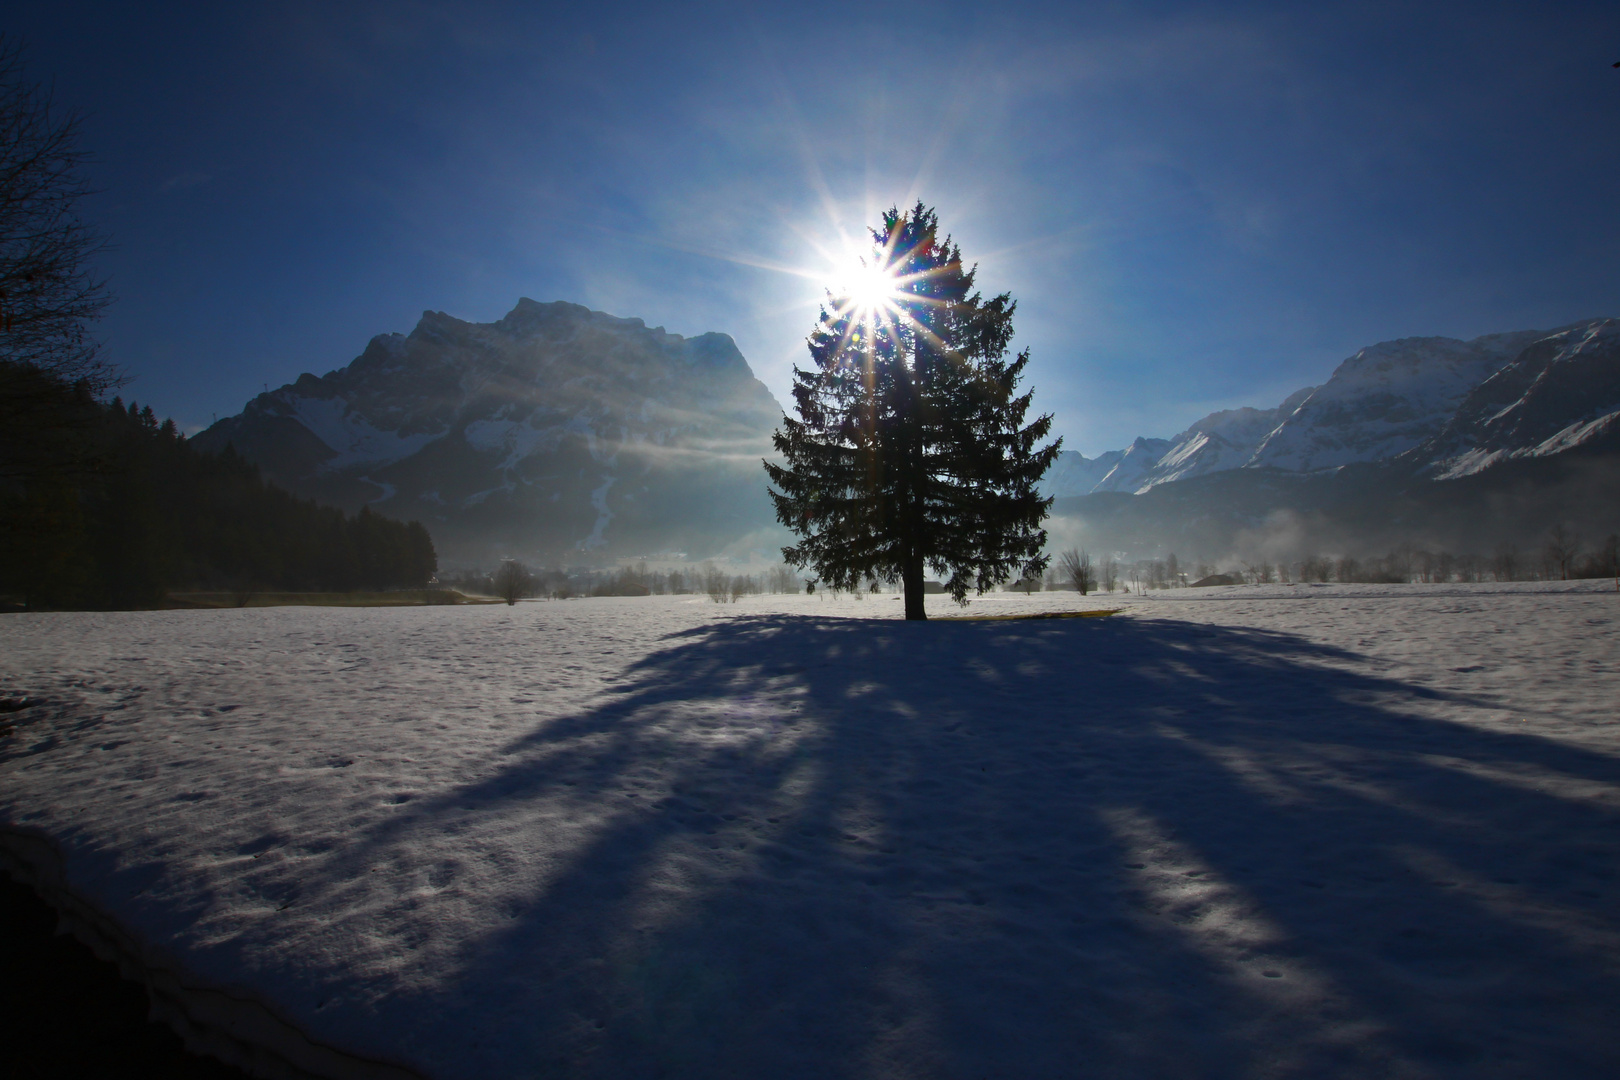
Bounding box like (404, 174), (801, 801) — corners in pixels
(3, 584), (1619, 1079)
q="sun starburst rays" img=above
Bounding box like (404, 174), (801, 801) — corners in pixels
(823, 229), (949, 357)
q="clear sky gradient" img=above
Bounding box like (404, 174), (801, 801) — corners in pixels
(17, 1), (1620, 454)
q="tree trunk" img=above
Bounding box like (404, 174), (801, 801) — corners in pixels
(903, 554), (927, 621)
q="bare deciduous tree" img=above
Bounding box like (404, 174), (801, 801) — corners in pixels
(1492, 543), (1520, 582)
(0, 38), (118, 490)
(1544, 524), (1579, 581)
(0, 37), (114, 389)
(493, 560), (534, 605)
(702, 562), (729, 603)
(1058, 548), (1094, 595)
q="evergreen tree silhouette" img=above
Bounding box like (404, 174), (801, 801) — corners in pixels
(767, 203), (1059, 620)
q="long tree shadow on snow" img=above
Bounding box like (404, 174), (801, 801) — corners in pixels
(347, 612), (1620, 1080)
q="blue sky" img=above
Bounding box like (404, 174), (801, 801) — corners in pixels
(18, 1), (1620, 454)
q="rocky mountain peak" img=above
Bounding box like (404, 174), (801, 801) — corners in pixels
(1418, 317), (1620, 479)
(1043, 320), (1618, 499)
(193, 300), (784, 565)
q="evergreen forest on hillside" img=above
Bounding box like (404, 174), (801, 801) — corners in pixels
(0, 363), (437, 609)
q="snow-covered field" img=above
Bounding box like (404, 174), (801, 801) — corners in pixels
(2, 583), (1618, 1079)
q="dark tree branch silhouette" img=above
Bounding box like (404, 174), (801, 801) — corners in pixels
(0, 36), (113, 389)
(0, 36), (116, 489)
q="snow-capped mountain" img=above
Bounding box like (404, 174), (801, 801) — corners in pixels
(1091, 437), (1173, 493)
(1043, 320), (1616, 499)
(1246, 330), (1546, 472)
(1040, 447), (1126, 497)
(194, 300), (785, 564)
(1138, 387), (1316, 491)
(1414, 319), (1620, 479)
(199, 303), (1615, 565)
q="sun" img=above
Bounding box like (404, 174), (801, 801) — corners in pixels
(846, 259), (900, 310)
(833, 250), (904, 322)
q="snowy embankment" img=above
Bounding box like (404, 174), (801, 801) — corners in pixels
(2, 583), (1617, 1079)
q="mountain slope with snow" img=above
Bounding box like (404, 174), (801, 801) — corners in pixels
(1139, 387), (1316, 491)
(196, 306), (1617, 564)
(1245, 329), (1546, 472)
(1044, 319), (1619, 555)
(1091, 437), (1173, 493)
(1051, 320), (1615, 500)
(1413, 318), (1620, 479)
(194, 300), (785, 565)
(1040, 448), (1125, 497)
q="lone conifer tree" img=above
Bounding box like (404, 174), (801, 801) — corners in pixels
(765, 203), (1060, 620)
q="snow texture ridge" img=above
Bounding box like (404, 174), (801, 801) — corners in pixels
(3, 588), (1618, 1078)
(0, 829), (422, 1080)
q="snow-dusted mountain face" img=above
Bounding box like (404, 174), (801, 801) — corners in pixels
(1414, 319), (1620, 479)
(194, 300), (785, 565)
(1092, 437), (1173, 492)
(1042, 320), (1616, 499)
(1138, 387), (1316, 491)
(1246, 330), (1546, 472)
(1040, 448), (1124, 497)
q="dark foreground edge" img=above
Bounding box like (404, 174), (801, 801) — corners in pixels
(0, 827), (424, 1080)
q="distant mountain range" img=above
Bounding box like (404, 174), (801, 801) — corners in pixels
(1044, 318), (1620, 558)
(1042, 319), (1619, 497)
(196, 304), (1619, 567)
(194, 300), (783, 566)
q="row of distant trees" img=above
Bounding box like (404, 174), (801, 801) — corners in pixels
(443, 561), (809, 605)
(1029, 529), (1619, 593)
(1267, 532), (1618, 584)
(452, 526), (1620, 609)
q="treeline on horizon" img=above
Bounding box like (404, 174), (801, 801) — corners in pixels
(451, 527), (1620, 608)
(444, 560), (805, 603)
(0, 363), (438, 609)
(1045, 531), (1620, 593)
